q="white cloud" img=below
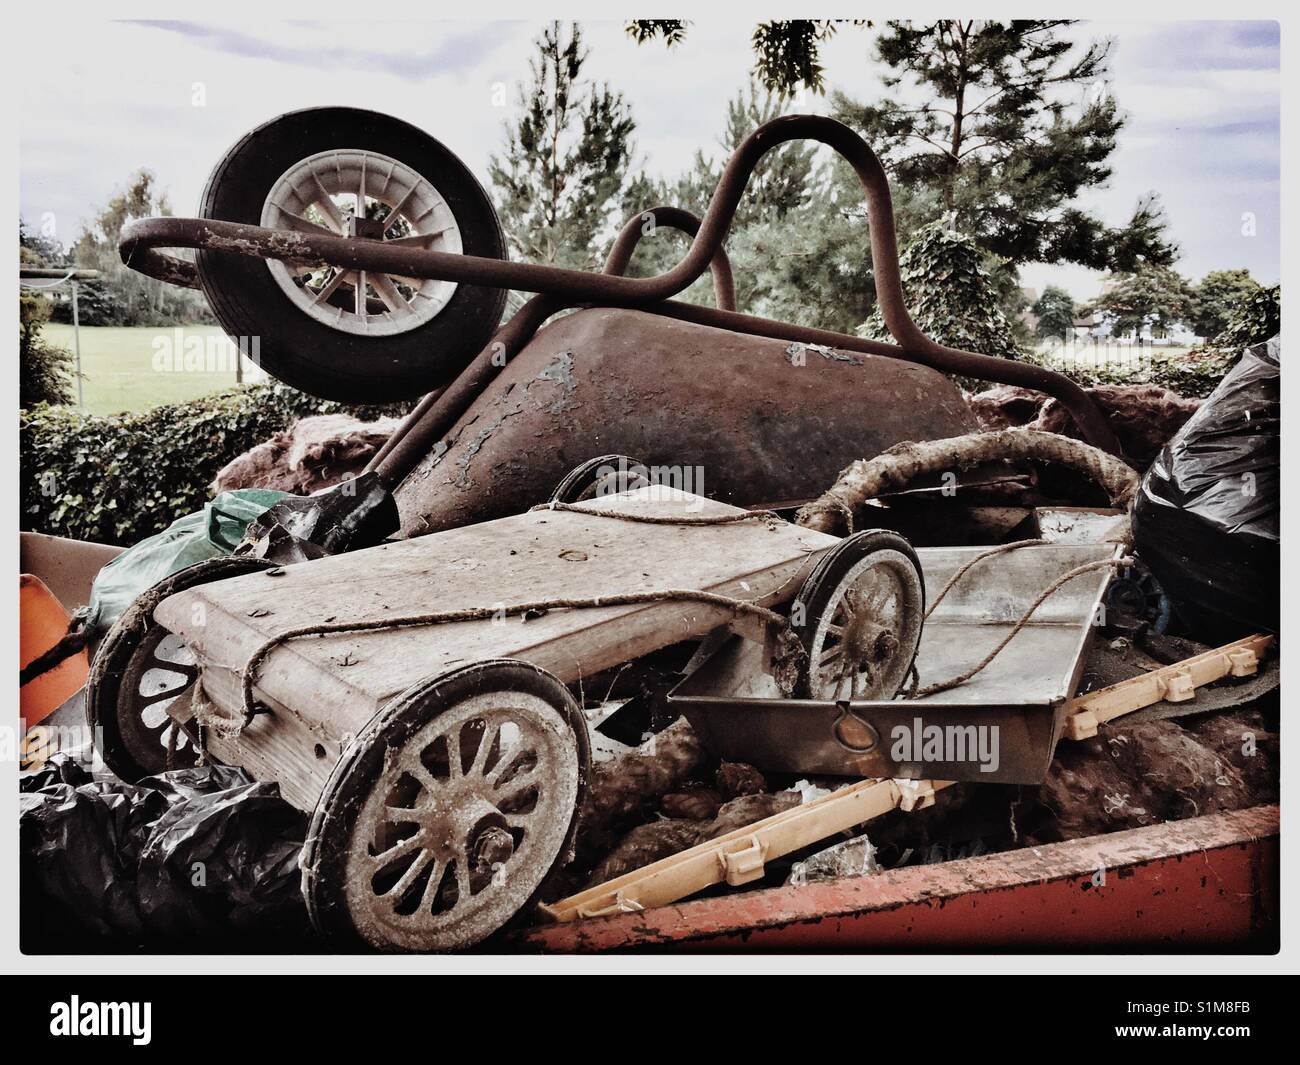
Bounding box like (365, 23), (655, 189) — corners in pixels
(19, 18), (1279, 301)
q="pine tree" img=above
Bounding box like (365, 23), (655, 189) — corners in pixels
(617, 83), (817, 309)
(832, 20), (1177, 273)
(627, 20), (868, 95)
(488, 22), (636, 272)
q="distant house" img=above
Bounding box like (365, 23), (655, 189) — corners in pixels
(1019, 287), (1040, 334)
(1070, 314), (1102, 341)
(1084, 318), (1200, 344)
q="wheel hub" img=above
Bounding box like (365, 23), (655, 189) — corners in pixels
(805, 546), (924, 701)
(261, 148), (463, 337)
(340, 689), (581, 950)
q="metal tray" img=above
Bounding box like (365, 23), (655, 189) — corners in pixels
(669, 543), (1122, 784)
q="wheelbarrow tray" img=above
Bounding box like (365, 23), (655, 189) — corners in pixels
(670, 542), (1122, 784)
(152, 487), (837, 810)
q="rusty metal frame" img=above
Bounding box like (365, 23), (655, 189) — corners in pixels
(119, 114), (1124, 489)
(513, 804), (1279, 952)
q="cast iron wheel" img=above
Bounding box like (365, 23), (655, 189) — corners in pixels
(791, 529), (925, 700)
(303, 659), (590, 952)
(85, 556), (277, 781)
(550, 454), (652, 504)
(195, 107), (507, 403)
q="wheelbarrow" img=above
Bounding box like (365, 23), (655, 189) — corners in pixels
(118, 107), (1126, 557)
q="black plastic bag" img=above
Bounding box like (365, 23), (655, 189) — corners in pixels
(20, 754), (310, 951)
(1132, 337), (1279, 642)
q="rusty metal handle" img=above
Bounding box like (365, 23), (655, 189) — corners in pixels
(120, 113), (1123, 462)
(119, 116), (883, 307)
(603, 205), (736, 312)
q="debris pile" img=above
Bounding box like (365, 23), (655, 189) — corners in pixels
(967, 383), (1200, 468)
(1133, 337), (1279, 641)
(211, 413), (401, 495)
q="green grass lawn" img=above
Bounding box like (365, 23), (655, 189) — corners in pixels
(43, 323), (264, 416)
(1032, 339), (1195, 365)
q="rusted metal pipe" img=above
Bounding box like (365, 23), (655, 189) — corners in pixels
(369, 206), (736, 481)
(119, 118), (891, 307)
(120, 114), (1123, 458)
(603, 205), (736, 312)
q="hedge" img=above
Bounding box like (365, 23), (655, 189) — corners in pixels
(1019, 285), (1281, 399)
(1019, 347), (1238, 399)
(21, 384), (409, 547)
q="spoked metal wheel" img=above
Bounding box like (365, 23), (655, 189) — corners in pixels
(792, 530), (925, 700)
(550, 454), (651, 504)
(261, 148), (462, 338)
(85, 556), (276, 781)
(115, 628), (200, 768)
(304, 660), (589, 952)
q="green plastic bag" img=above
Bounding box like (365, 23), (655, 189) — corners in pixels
(86, 490), (289, 637)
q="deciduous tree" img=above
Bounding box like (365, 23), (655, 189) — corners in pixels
(1190, 269), (1261, 340)
(1033, 286), (1077, 343)
(1088, 265), (1194, 338)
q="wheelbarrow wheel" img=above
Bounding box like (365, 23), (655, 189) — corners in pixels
(303, 659), (589, 952)
(550, 454), (651, 504)
(195, 107), (507, 404)
(791, 530), (925, 701)
(85, 556), (276, 781)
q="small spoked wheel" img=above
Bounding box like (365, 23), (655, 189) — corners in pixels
(85, 556), (276, 781)
(792, 530), (925, 700)
(550, 454), (652, 504)
(196, 107), (507, 403)
(304, 660), (589, 952)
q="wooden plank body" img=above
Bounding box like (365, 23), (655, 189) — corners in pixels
(153, 488), (838, 810)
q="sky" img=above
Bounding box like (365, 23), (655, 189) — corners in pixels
(17, 18), (1280, 302)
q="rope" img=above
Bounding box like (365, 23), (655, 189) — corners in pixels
(904, 556), (1132, 699)
(20, 609), (90, 686)
(923, 539), (1050, 620)
(239, 588), (797, 729)
(532, 500), (784, 528)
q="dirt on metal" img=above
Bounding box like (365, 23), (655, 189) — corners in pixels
(394, 308), (981, 534)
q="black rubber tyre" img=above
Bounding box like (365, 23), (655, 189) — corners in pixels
(791, 529), (925, 700)
(195, 107), (507, 403)
(85, 556), (276, 781)
(303, 659), (589, 952)
(550, 454), (651, 504)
